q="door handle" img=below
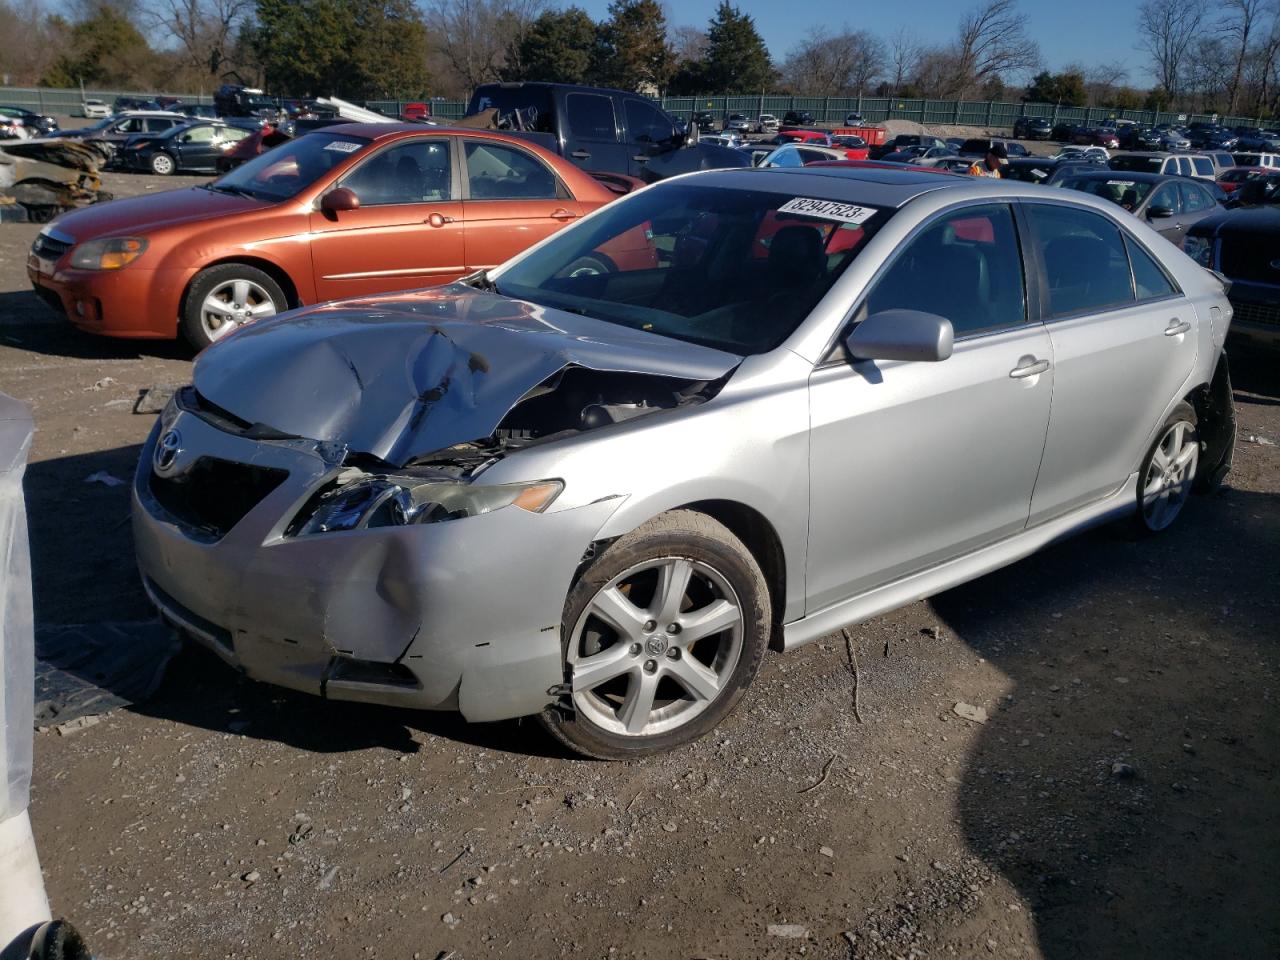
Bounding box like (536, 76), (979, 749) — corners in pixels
(1009, 357), (1051, 379)
(425, 213), (455, 227)
(570, 150), (591, 159)
(549, 208), (577, 221)
(632, 155), (649, 162)
(1164, 319), (1191, 336)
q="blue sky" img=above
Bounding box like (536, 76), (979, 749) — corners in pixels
(577, 0), (1155, 88)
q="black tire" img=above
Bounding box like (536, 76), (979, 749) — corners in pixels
(150, 151), (176, 176)
(180, 263), (288, 351)
(1133, 401), (1199, 535)
(561, 255), (614, 278)
(540, 510), (770, 760)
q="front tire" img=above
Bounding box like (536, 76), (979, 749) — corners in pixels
(180, 264), (287, 350)
(540, 510), (770, 760)
(150, 152), (175, 176)
(1135, 402), (1199, 534)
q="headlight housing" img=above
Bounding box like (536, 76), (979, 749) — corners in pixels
(293, 474), (563, 536)
(1182, 235), (1213, 268)
(69, 236), (148, 270)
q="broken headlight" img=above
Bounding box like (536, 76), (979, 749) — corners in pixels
(69, 236), (148, 270)
(293, 475), (563, 536)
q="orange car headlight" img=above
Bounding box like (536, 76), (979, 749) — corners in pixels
(69, 237), (148, 270)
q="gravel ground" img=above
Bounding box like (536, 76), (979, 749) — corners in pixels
(0, 170), (1276, 960)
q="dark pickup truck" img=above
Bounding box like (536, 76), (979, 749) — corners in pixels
(465, 82), (686, 180)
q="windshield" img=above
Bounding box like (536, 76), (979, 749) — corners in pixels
(494, 183), (891, 355)
(212, 130), (370, 201)
(1109, 155), (1163, 173)
(1060, 177), (1154, 209)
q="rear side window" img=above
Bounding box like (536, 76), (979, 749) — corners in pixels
(624, 99), (674, 144)
(1179, 181), (1213, 213)
(1025, 204), (1134, 317)
(1149, 183), (1182, 214)
(1177, 157), (1193, 176)
(1192, 157), (1214, 177)
(464, 140), (557, 200)
(861, 203), (1026, 337)
(1124, 234), (1178, 301)
(567, 93), (617, 141)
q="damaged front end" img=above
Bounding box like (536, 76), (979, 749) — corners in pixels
(134, 287), (742, 721)
(0, 140), (111, 223)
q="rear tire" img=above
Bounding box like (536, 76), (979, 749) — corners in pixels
(150, 152), (175, 176)
(1134, 402), (1199, 535)
(540, 510), (770, 760)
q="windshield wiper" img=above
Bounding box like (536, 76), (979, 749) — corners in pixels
(206, 183), (258, 199)
(461, 268), (495, 291)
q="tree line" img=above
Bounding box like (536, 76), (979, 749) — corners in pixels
(0, 0), (1277, 118)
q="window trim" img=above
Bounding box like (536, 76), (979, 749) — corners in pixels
(457, 136), (569, 203)
(335, 135), (459, 209)
(819, 198), (1033, 366)
(1018, 198), (1184, 323)
(1122, 231), (1183, 304)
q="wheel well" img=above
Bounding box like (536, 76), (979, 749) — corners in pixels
(180, 257), (302, 316)
(678, 500), (788, 651)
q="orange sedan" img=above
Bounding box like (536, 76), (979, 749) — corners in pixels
(27, 125), (618, 348)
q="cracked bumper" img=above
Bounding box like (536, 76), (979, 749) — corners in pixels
(132, 412), (623, 722)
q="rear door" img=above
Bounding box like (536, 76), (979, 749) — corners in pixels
(459, 137), (587, 273)
(1022, 201), (1197, 523)
(561, 91), (628, 174)
(308, 136), (464, 300)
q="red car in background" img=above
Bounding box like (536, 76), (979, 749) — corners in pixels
(1217, 166), (1267, 193)
(28, 125), (617, 348)
(1072, 126), (1121, 149)
(401, 102), (430, 122)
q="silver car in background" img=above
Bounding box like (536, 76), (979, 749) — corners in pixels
(133, 168), (1236, 759)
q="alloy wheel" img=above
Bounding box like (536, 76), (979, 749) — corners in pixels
(567, 557), (744, 737)
(199, 278), (277, 341)
(1141, 419), (1199, 531)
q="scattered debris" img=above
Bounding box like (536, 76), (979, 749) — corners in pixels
(767, 924), (808, 938)
(841, 627), (864, 723)
(952, 701), (988, 724)
(134, 383), (182, 415)
(83, 471), (124, 487)
(819, 846), (834, 858)
(85, 377), (117, 391)
(1246, 434), (1275, 446)
(317, 866), (339, 890)
(798, 754), (838, 794)
(1111, 762), (1137, 780)
(242, 870), (260, 884)
(53, 714), (101, 735)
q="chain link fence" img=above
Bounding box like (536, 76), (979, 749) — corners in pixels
(0, 85), (1270, 131)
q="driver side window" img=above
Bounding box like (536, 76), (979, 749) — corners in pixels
(857, 204), (1027, 338)
(341, 140), (452, 206)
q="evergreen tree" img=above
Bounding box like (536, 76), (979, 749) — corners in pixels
(701, 2), (773, 93)
(593, 0), (674, 92)
(503, 7), (597, 84)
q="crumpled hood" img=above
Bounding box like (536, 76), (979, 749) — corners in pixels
(193, 286), (743, 466)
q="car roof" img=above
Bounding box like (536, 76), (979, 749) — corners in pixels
(117, 110), (188, 118)
(679, 165), (984, 206)
(1060, 171), (1175, 183)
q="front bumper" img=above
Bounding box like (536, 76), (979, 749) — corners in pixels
(26, 257), (187, 338)
(1227, 286), (1280, 349)
(132, 408), (623, 722)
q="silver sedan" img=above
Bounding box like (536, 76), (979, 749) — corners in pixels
(133, 168), (1236, 758)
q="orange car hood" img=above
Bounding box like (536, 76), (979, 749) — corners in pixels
(50, 186), (267, 240)
(192, 286), (742, 466)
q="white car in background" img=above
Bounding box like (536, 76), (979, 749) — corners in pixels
(78, 100), (111, 119)
(1053, 145), (1110, 163)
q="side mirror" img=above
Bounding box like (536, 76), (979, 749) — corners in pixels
(1147, 205), (1174, 219)
(846, 310), (954, 363)
(320, 187), (360, 214)
(180, 134), (193, 143)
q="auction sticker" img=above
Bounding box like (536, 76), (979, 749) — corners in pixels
(324, 141), (362, 153)
(778, 197), (876, 225)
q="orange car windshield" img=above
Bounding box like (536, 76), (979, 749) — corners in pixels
(211, 131), (372, 201)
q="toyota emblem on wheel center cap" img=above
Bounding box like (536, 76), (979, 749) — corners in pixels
(154, 428), (182, 474)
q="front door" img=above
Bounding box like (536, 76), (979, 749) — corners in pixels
(1143, 181), (1185, 241)
(622, 97), (679, 178)
(459, 138), (587, 272)
(1022, 202), (1198, 523)
(806, 203), (1054, 612)
(308, 137), (465, 301)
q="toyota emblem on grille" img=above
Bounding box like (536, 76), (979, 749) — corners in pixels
(154, 429), (182, 474)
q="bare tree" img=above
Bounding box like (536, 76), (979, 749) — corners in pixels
(148, 0), (251, 78)
(781, 28), (884, 95)
(1221, 0), (1268, 111)
(1083, 59), (1129, 105)
(948, 0), (1039, 97)
(425, 0), (547, 95)
(1137, 0), (1206, 98)
(0, 0), (65, 84)
(669, 23), (707, 63)
(887, 26), (920, 95)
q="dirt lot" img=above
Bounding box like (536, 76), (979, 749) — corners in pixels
(1, 171), (1277, 960)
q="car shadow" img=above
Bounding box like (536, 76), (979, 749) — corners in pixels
(0, 291), (191, 361)
(932, 481), (1280, 959)
(24, 445), (574, 761)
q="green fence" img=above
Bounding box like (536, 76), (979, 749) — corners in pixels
(1, 84), (1269, 131)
